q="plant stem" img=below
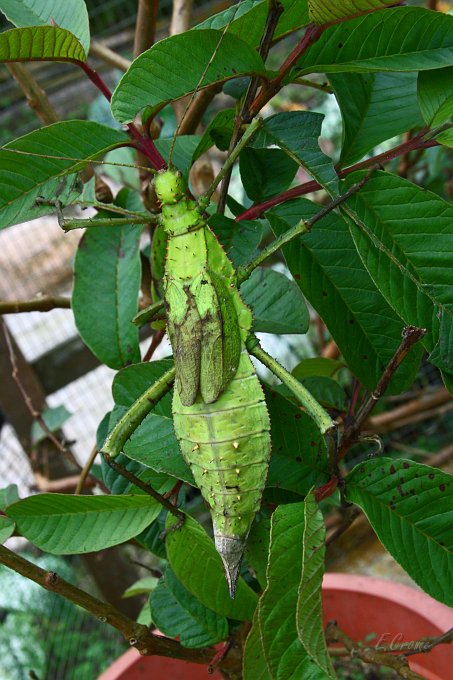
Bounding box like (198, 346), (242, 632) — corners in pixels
(103, 453), (184, 520)
(90, 41), (131, 71)
(0, 544), (222, 665)
(293, 77), (333, 93)
(235, 139), (438, 222)
(237, 169), (376, 283)
(203, 117), (263, 204)
(74, 445), (99, 495)
(134, 0), (160, 57)
(0, 297), (71, 314)
(101, 366), (175, 458)
(61, 216), (153, 231)
(246, 335), (335, 435)
(6, 63), (58, 125)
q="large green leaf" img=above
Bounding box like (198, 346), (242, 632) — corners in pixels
(165, 513), (257, 621)
(0, 121), (128, 229)
(267, 200), (422, 394)
(251, 503), (329, 679)
(0, 516), (15, 544)
(111, 30), (268, 123)
(266, 389), (330, 495)
(0, 25), (86, 63)
(101, 453), (173, 496)
(296, 8), (453, 75)
(342, 171), (453, 376)
(0, 0), (90, 53)
(331, 72), (423, 167)
(72, 190), (142, 370)
(254, 112), (339, 198)
(240, 148), (298, 203)
(245, 516), (271, 590)
(209, 215), (263, 268)
(297, 490), (336, 679)
(150, 568), (228, 648)
(5, 494), (161, 553)
(195, 0), (309, 45)
(240, 268), (309, 335)
(243, 608), (273, 680)
(345, 458), (453, 606)
(308, 0), (396, 24)
(417, 67), (453, 147)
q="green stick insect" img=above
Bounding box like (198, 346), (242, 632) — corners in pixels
(101, 144), (337, 596)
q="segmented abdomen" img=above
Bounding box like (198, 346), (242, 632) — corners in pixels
(172, 348), (271, 593)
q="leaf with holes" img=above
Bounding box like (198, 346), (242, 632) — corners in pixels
(5, 494), (161, 553)
(0, 0), (90, 53)
(150, 567), (228, 648)
(165, 513), (257, 621)
(267, 199), (422, 394)
(331, 72), (423, 167)
(345, 458), (453, 606)
(296, 8), (453, 75)
(111, 30), (268, 123)
(297, 490), (336, 678)
(342, 171), (453, 379)
(308, 0), (397, 24)
(0, 121), (128, 229)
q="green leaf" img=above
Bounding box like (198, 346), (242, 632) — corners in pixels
(5, 494), (161, 554)
(240, 268), (309, 335)
(301, 377), (346, 411)
(0, 0), (90, 53)
(0, 485), (19, 509)
(297, 8), (453, 75)
(292, 358), (344, 380)
(123, 576), (157, 598)
(331, 72), (423, 167)
(112, 358), (174, 410)
(342, 171), (453, 376)
(345, 458), (453, 606)
(195, 0), (309, 45)
(111, 29), (268, 123)
(251, 503), (329, 679)
(209, 215), (264, 268)
(165, 513), (257, 621)
(267, 200), (422, 394)
(0, 516), (15, 544)
(417, 67), (453, 147)
(255, 112), (339, 197)
(0, 121), (128, 229)
(245, 517), (270, 590)
(150, 568), (228, 648)
(0, 25), (86, 63)
(72, 190), (142, 370)
(240, 148), (298, 203)
(308, 0), (396, 24)
(30, 405), (72, 445)
(243, 608), (272, 680)
(193, 108), (235, 160)
(155, 135), (201, 179)
(297, 490), (336, 679)
(101, 453), (173, 496)
(266, 389), (330, 495)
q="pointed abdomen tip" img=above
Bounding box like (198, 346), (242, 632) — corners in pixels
(214, 534), (245, 599)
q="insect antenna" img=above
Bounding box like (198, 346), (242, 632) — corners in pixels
(167, 0), (244, 167)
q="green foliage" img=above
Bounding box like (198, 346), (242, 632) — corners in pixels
(30, 405), (72, 444)
(0, 25), (86, 63)
(308, 0), (397, 25)
(0, 0), (90, 52)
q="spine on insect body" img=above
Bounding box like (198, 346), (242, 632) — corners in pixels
(154, 168), (272, 596)
(172, 348), (271, 597)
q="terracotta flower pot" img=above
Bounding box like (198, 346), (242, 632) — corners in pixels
(99, 574), (453, 679)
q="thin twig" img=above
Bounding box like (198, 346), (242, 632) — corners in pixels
(3, 322), (81, 471)
(143, 329), (165, 362)
(0, 297), (71, 314)
(75, 445), (99, 495)
(325, 622), (424, 680)
(217, 0), (284, 213)
(102, 453), (185, 520)
(367, 388), (450, 433)
(293, 77), (333, 93)
(0, 545), (231, 666)
(90, 41), (132, 71)
(338, 327), (426, 461)
(237, 168), (377, 283)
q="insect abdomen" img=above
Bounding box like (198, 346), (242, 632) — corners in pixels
(172, 348), (271, 596)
